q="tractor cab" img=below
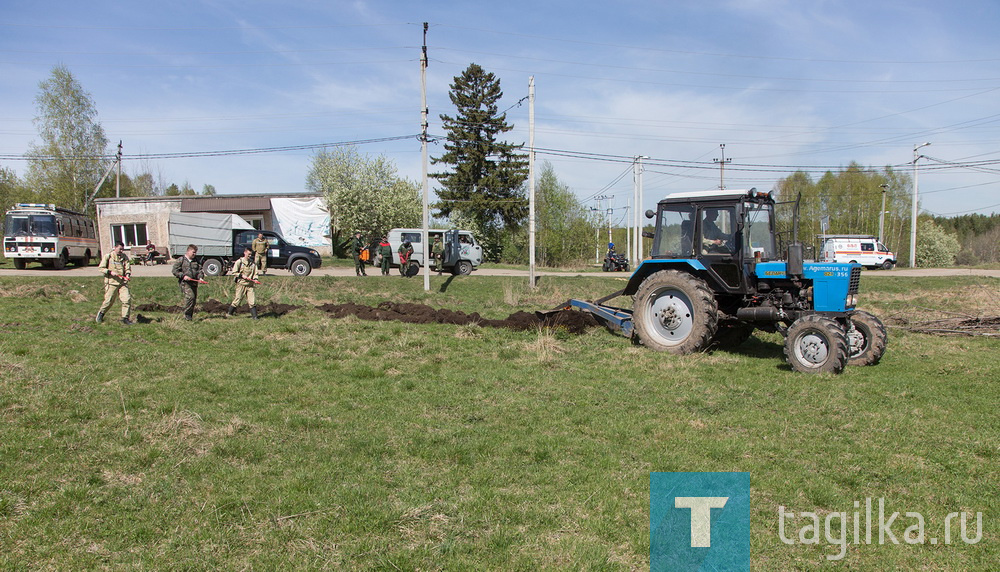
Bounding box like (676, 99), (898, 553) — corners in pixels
(647, 188), (778, 296)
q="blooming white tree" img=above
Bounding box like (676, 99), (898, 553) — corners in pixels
(306, 146), (421, 253)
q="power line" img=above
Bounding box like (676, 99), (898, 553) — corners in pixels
(0, 135), (421, 161)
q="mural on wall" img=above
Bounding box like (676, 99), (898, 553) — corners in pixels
(270, 197), (331, 249)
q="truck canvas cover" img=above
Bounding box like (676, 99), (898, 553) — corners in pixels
(168, 212), (253, 257)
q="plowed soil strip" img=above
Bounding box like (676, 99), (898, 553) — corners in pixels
(317, 301), (598, 334)
(134, 299), (598, 333)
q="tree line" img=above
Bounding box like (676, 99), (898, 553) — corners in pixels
(0, 65), (217, 217)
(5, 63), (993, 268)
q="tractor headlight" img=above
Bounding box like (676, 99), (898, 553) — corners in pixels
(845, 294), (858, 307)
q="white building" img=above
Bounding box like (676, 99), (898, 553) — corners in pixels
(94, 194), (332, 256)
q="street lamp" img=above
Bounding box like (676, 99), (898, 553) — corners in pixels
(878, 184), (888, 244)
(910, 142), (931, 267)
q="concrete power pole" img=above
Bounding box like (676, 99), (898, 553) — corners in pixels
(528, 76), (536, 288)
(878, 184), (888, 243)
(420, 23), (430, 291)
(632, 156), (647, 264)
(713, 143), (730, 190)
(910, 142), (930, 268)
(115, 141), (122, 198)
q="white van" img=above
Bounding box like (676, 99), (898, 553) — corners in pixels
(818, 235), (896, 270)
(387, 228), (483, 276)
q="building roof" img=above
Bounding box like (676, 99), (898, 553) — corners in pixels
(180, 196), (271, 212)
(95, 192), (321, 204)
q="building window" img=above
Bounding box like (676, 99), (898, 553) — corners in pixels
(110, 223), (148, 246)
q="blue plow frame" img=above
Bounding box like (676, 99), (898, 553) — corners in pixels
(568, 299), (635, 338)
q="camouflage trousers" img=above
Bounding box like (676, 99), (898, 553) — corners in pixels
(99, 279), (132, 319)
(179, 282), (198, 317)
(231, 282), (256, 308)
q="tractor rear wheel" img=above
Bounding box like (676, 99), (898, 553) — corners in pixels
(846, 311), (887, 366)
(632, 270), (718, 354)
(784, 315), (848, 374)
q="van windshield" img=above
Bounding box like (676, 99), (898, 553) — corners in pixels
(5, 214), (56, 236)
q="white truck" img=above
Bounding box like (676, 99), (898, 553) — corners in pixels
(387, 228), (483, 276)
(818, 234), (896, 270)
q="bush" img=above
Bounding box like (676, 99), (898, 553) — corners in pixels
(915, 219), (960, 267)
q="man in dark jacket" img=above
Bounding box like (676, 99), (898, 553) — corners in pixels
(377, 237), (393, 276)
(172, 244), (204, 321)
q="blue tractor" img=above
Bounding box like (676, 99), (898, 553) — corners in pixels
(561, 189), (887, 374)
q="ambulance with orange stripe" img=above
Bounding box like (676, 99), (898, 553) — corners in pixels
(818, 234), (896, 270)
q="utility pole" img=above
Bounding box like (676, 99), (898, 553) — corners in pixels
(713, 143), (730, 190)
(632, 156), (647, 264)
(420, 23), (430, 291)
(623, 205), (631, 262)
(595, 195), (611, 259)
(528, 76), (536, 288)
(878, 184), (888, 243)
(910, 142), (930, 268)
(115, 141), (122, 198)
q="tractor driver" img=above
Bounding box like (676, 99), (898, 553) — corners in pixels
(702, 208), (735, 254)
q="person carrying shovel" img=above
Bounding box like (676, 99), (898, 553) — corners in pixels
(227, 247), (261, 320)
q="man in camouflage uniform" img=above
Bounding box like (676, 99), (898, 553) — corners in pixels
(172, 244), (204, 321)
(96, 241), (133, 325)
(227, 247), (260, 319)
(349, 231), (367, 276)
(251, 232), (269, 275)
(430, 235), (444, 274)
(397, 240), (414, 277)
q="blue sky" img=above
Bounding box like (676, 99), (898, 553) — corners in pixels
(2, 0), (1000, 222)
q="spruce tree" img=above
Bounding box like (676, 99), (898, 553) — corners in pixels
(432, 63), (528, 256)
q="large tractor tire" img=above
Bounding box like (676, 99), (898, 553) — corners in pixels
(846, 311), (887, 366)
(783, 315), (849, 374)
(632, 270), (718, 354)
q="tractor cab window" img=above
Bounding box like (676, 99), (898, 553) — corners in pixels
(653, 206), (695, 258)
(700, 207), (735, 255)
(744, 203), (776, 260)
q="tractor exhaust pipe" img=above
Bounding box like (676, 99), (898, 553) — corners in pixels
(736, 307), (781, 322)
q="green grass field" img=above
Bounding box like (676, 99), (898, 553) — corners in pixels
(1, 274), (997, 569)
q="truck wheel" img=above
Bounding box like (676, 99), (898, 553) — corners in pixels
(846, 311), (887, 366)
(711, 322), (754, 349)
(13, 259), (26, 270)
(406, 261), (420, 277)
(290, 259), (312, 276)
(632, 270), (718, 354)
(76, 250), (91, 267)
(203, 258), (223, 276)
(881, 260), (894, 270)
(52, 251), (68, 270)
(784, 315), (848, 374)
(454, 260), (473, 276)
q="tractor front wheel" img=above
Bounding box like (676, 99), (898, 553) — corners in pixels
(632, 270), (718, 354)
(784, 315), (849, 374)
(846, 311), (887, 366)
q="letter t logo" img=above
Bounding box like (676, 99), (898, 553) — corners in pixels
(675, 497), (729, 547)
